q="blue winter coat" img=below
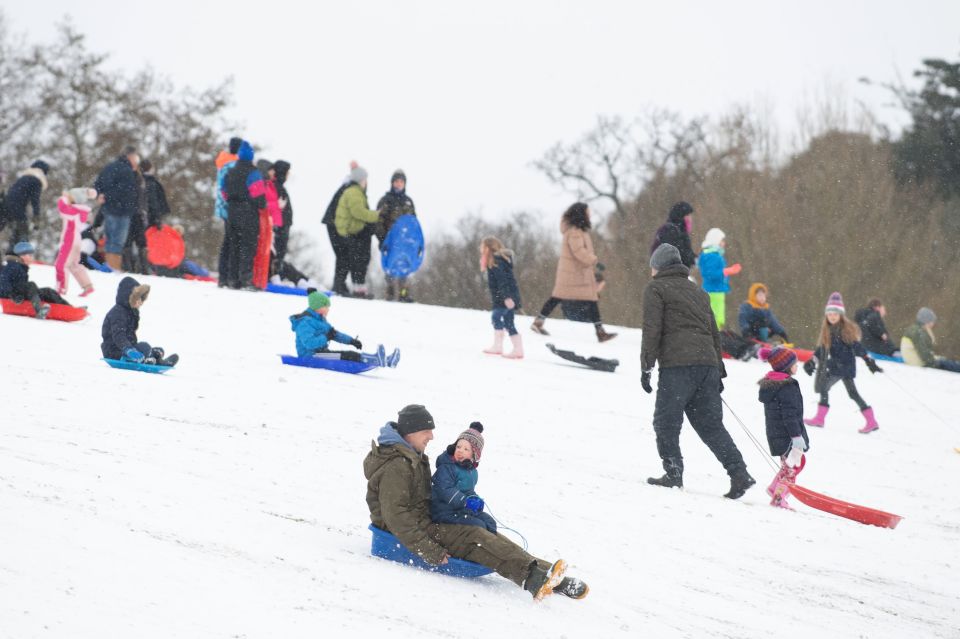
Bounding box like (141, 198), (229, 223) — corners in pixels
(429, 449), (496, 533)
(486, 254), (522, 310)
(698, 247), (729, 293)
(290, 309), (354, 357)
(101, 277), (145, 359)
(758, 375), (809, 457)
(738, 303), (788, 341)
(814, 326), (867, 380)
(94, 156), (140, 218)
(0, 257), (29, 298)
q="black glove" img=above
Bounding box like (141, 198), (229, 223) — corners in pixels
(803, 359), (816, 376)
(350, 338), (362, 350)
(718, 378), (724, 394)
(641, 370), (653, 394)
(865, 357), (882, 374)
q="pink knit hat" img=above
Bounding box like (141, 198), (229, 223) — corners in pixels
(825, 291), (845, 315)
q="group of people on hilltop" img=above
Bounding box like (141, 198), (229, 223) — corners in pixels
(320, 164), (418, 301)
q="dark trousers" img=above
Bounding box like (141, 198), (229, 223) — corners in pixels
(818, 376), (869, 410)
(538, 296), (561, 318)
(935, 358), (960, 373)
(123, 213), (149, 274)
(226, 213), (259, 287)
(331, 225), (373, 293)
(653, 366), (746, 475)
(492, 308), (518, 335)
(7, 219), (30, 253)
(429, 523), (546, 587)
(560, 300), (602, 324)
(720, 330), (755, 359)
(4, 282), (70, 308)
(218, 219), (231, 286)
(328, 224), (350, 294)
(273, 224), (290, 267)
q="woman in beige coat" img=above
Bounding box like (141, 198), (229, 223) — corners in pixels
(531, 203), (616, 342)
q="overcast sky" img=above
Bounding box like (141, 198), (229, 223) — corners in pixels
(5, 1), (959, 271)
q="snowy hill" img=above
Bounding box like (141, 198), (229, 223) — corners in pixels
(1, 266), (959, 639)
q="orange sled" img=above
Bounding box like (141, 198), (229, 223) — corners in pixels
(790, 484), (903, 529)
(1, 299), (89, 322)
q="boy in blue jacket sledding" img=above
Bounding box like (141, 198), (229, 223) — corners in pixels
(291, 290), (399, 367)
(430, 422), (497, 533)
(101, 276), (179, 366)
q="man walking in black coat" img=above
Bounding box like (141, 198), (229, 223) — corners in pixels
(142, 159), (171, 229)
(94, 146), (141, 271)
(641, 243), (755, 499)
(3, 160), (50, 252)
(650, 201), (697, 268)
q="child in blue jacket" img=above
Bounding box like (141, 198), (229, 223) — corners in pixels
(758, 346), (808, 509)
(290, 290), (399, 367)
(697, 228), (741, 329)
(480, 236), (523, 358)
(430, 422), (497, 533)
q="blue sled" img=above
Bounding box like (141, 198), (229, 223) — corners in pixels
(381, 215), (424, 278)
(279, 354), (377, 374)
(368, 525), (493, 578)
(868, 351), (904, 363)
(88, 257), (112, 273)
(265, 284), (335, 297)
(103, 358), (173, 374)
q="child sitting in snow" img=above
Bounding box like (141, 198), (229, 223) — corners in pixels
(430, 422), (497, 533)
(56, 187), (96, 297)
(101, 276), (179, 366)
(290, 289), (399, 367)
(758, 346), (809, 509)
(480, 236), (523, 359)
(0, 241), (71, 319)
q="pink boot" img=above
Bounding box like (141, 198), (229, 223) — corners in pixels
(766, 466), (789, 498)
(859, 407), (879, 434)
(503, 333), (524, 359)
(483, 330), (505, 355)
(804, 404), (829, 427)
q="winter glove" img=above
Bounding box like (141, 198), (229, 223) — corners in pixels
(641, 370), (653, 394)
(864, 357), (882, 374)
(790, 436), (806, 453)
(124, 348), (145, 363)
(722, 263), (742, 276)
(464, 496), (484, 513)
(504, 298), (515, 310)
(350, 338), (363, 350)
(803, 359), (816, 376)
(785, 447), (804, 469)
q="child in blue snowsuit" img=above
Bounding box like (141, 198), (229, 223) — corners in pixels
(757, 345), (809, 509)
(697, 228), (741, 329)
(101, 276), (178, 366)
(290, 289), (399, 367)
(430, 422), (497, 533)
(480, 236), (523, 358)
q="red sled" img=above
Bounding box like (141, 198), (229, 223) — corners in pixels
(145, 225), (186, 268)
(790, 484), (903, 529)
(1, 299), (89, 322)
(183, 273), (216, 283)
(752, 340), (814, 362)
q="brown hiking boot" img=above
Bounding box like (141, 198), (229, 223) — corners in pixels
(523, 559), (567, 601)
(531, 317), (549, 336)
(596, 325), (617, 342)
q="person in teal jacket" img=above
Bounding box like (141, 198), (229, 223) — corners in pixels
(697, 228), (741, 329)
(290, 290), (400, 367)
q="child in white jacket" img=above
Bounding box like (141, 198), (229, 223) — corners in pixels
(55, 187), (96, 297)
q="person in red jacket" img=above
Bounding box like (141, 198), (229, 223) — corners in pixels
(253, 160), (282, 289)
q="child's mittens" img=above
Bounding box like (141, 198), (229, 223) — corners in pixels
(790, 436), (807, 453)
(803, 358), (816, 376)
(641, 370), (653, 394)
(864, 357), (882, 374)
(464, 496), (485, 513)
(124, 348), (145, 363)
(722, 263), (742, 276)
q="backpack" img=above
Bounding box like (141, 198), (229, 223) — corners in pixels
(322, 182), (351, 226)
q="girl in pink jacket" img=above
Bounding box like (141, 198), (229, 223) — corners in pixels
(55, 188), (96, 297)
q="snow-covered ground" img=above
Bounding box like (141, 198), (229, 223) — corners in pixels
(1, 265), (958, 639)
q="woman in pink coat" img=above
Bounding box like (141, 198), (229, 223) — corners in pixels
(55, 188), (96, 297)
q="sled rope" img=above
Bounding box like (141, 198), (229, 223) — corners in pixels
(721, 397), (779, 472)
(881, 371), (960, 436)
(483, 505), (529, 551)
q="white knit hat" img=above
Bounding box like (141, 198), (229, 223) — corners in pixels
(701, 227), (726, 249)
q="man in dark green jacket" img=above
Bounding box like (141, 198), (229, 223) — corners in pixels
(641, 243), (755, 499)
(363, 404), (588, 601)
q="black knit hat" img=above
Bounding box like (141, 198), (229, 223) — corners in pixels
(30, 160), (50, 175)
(229, 137), (243, 154)
(396, 404), (435, 436)
(668, 201), (693, 223)
(391, 169), (406, 183)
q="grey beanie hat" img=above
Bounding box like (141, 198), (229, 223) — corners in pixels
(650, 243), (682, 270)
(917, 307), (937, 325)
(396, 404), (435, 436)
(350, 165), (368, 183)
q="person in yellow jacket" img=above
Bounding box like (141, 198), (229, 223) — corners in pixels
(901, 308), (960, 373)
(333, 165), (380, 297)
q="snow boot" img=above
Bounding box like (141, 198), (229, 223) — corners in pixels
(483, 330), (506, 355)
(804, 404), (829, 428)
(35, 303), (51, 320)
(503, 333), (524, 359)
(398, 286), (414, 303)
(531, 316), (549, 336)
(386, 348), (401, 368)
(523, 559), (567, 602)
(859, 407), (879, 434)
(595, 324), (617, 342)
(384, 282), (395, 301)
(554, 576), (589, 600)
(79, 285), (94, 298)
(766, 466), (790, 498)
(647, 459), (683, 489)
(724, 467), (756, 500)
(375, 344), (387, 367)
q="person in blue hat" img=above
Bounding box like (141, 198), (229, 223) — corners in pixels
(0, 241), (72, 318)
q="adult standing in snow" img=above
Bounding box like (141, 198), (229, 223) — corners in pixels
(122, 165), (149, 274)
(530, 202), (616, 342)
(641, 243), (756, 499)
(4, 160), (50, 252)
(271, 160), (293, 271)
(222, 141), (267, 289)
(94, 146), (141, 272)
(142, 159), (171, 230)
(376, 169), (417, 302)
(215, 137), (242, 286)
(333, 164), (379, 298)
(854, 298), (899, 357)
(650, 201), (697, 268)
(363, 404), (589, 601)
